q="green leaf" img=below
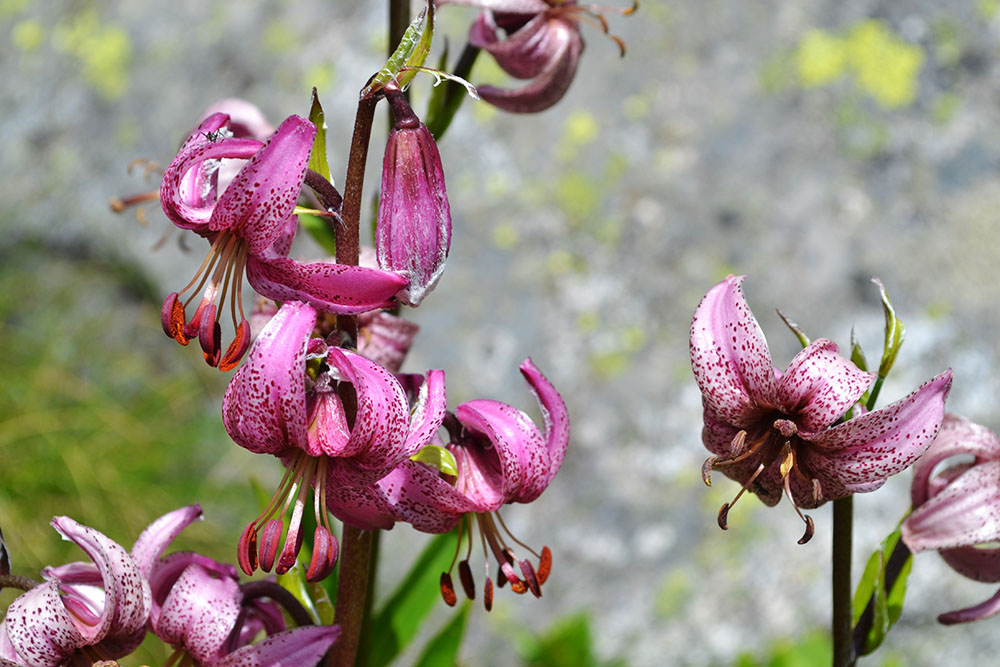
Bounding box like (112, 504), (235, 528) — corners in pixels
(872, 277), (905, 378)
(366, 530), (458, 667)
(362, 0), (434, 98)
(411, 444), (459, 476)
(297, 212), (337, 256)
(852, 526), (913, 655)
(307, 88), (331, 184)
(849, 327), (869, 373)
(414, 604), (469, 667)
(277, 561), (323, 625)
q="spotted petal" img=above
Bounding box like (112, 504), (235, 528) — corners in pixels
(214, 625), (340, 667)
(776, 338), (874, 435)
(223, 302), (314, 456)
(909, 413), (1000, 508)
(801, 370), (952, 497)
(690, 275), (778, 429)
(131, 504), (204, 578)
(518, 357), (569, 497)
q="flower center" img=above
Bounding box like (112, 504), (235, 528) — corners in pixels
(701, 417), (822, 544)
(439, 511), (552, 611)
(237, 451), (339, 583)
(160, 228), (252, 371)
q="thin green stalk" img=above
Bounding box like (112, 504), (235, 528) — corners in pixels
(832, 496), (855, 667)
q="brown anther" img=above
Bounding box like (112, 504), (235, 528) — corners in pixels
(458, 560), (475, 600)
(109, 197), (126, 213)
(729, 430), (748, 457)
(701, 457), (717, 486)
(717, 503), (731, 531)
(510, 580), (528, 595)
(811, 479), (823, 506)
(237, 523), (258, 577)
(778, 442), (795, 479)
(219, 319), (252, 372)
(537, 546), (552, 585)
(797, 515), (815, 545)
(440, 572), (458, 607)
(258, 519), (283, 573)
(161, 293), (190, 344)
(484, 577), (494, 612)
(520, 559), (542, 598)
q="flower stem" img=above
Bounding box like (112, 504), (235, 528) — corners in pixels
(832, 495), (855, 667)
(329, 526), (375, 667)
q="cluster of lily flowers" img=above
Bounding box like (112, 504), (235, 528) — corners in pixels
(690, 275), (1000, 624)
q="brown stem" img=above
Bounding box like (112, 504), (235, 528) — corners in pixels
(328, 526), (374, 667)
(0, 574), (39, 591)
(240, 580), (315, 628)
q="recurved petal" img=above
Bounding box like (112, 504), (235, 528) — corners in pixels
(153, 562), (242, 665)
(324, 349), (409, 472)
(456, 398), (549, 506)
(939, 546), (1000, 584)
(199, 99), (275, 141)
(209, 115), (316, 255)
(690, 275), (778, 429)
(223, 302), (314, 455)
(213, 625), (340, 667)
(4, 582), (81, 667)
(901, 461), (1000, 553)
(440, 0), (549, 11)
(131, 504), (204, 578)
(937, 586), (1000, 625)
(246, 254), (407, 315)
(776, 339), (874, 434)
(160, 114), (263, 231)
(401, 369), (448, 458)
(801, 370), (952, 496)
(373, 460), (481, 533)
(910, 414), (1000, 507)
(519, 358), (569, 490)
(475, 20), (582, 113)
(470, 12), (565, 79)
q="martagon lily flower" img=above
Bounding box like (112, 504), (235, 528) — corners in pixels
(328, 358), (569, 610)
(159, 113), (407, 371)
(901, 414), (1000, 624)
(131, 505), (339, 665)
(690, 275), (952, 543)
(222, 301), (446, 582)
(442, 0), (634, 112)
(0, 517), (151, 667)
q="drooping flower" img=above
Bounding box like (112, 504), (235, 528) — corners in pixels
(690, 275), (952, 542)
(0, 517), (151, 667)
(159, 113), (407, 371)
(901, 414), (1000, 624)
(442, 0), (634, 113)
(222, 301), (446, 582)
(130, 505), (339, 665)
(376, 91), (451, 306)
(328, 358), (569, 610)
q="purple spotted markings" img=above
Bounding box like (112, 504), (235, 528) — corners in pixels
(222, 301), (446, 582)
(690, 275), (952, 542)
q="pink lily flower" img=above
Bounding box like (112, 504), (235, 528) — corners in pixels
(159, 113), (407, 371)
(377, 92), (451, 306)
(443, 0), (633, 112)
(690, 275), (952, 542)
(222, 301), (446, 582)
(0, 517), (151, 667)
(330, 358), (569, 610)
(901, 414), (1000, 624)
(130, 505), (339, 665)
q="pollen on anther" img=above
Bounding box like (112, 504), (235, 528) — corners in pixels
(440, 572), (458, 607)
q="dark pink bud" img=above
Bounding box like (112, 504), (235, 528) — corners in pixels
(376, 94), (451, 307)
(258, 519), (283, 572)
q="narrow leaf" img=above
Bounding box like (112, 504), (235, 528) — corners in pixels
(414, 604), (470, 667)
(367, 530), (458, 667)
(849, 327), (868, 373)
(0, 525), (9, 576)
(362, 0), (434, 98)
(307, 88), (332, 184)
(872, 277), (905, 378)
(276, 560), (323, 625)
(411, 444), (459, 476)
(852, 549), (881, 625)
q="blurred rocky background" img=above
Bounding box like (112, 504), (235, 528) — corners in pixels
(2, 1), (1000, 665)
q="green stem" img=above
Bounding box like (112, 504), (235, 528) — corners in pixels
(354, 530), (382, 665)
(330, 526), (375, 667)
(832, 496), (855, 667)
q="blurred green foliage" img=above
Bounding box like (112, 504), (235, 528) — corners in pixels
(518, 613), (626, 667)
